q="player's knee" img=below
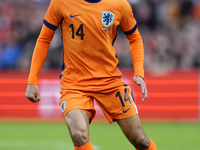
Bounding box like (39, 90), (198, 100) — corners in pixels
(71, 130), (87, 141)
(133, 135), (150, 149)
(70, 127), (89, 145)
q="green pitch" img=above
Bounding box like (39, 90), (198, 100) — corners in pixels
(0, 121), (200, 150)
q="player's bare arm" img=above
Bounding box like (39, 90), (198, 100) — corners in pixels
(25, 84), (41, 103)
(133, 76), (147, 101)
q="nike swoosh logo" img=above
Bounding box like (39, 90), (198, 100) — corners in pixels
(70, 14), (82, 18)
(123, 106), (132, 113)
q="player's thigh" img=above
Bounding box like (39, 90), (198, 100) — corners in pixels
(65, 109), (91, 146)
(65, 109), (90, 132)
(116, 114), (147, 141)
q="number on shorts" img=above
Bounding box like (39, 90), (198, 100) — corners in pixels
(115, 88), (131, 107)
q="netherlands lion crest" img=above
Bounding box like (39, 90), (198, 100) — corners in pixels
(101, 11), (114, 27)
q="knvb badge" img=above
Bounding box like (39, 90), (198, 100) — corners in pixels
(61, 101), (66, 113)
(101, 11), (114, 27)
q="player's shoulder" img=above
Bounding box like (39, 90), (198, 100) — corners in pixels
(106, 0), (130, 11)
(48, 0), (61, 6)
(49, 0), (65, 6)
(113, 0), (130, 5)
(102, 0), (129, 11)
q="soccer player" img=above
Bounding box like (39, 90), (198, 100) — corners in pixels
(25, 0), (157, 150)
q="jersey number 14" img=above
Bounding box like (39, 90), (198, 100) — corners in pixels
(69, 24), (84, 40)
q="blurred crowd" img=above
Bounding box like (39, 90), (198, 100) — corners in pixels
(0, 0), (200, 70)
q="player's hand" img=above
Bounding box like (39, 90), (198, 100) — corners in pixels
(133, 76), (147, 101)
(25, 84), (41, 103)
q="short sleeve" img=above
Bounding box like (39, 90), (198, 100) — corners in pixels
(43, 0), (63, 30)
(120, 1), (137, 35)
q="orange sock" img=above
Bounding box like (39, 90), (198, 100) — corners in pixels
(146, 137), (157, 150)
(136, 137), (157, 150)
(74, 141), (94, 150)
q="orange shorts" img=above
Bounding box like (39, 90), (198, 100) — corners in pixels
(59, 85), (138, 123)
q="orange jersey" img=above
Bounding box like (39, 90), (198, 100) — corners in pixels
(28, 0), (144, 91)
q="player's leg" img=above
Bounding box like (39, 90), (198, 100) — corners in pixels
(92, 84), (156, 150)
(116, 115), (156, 150)
(64, 109), (94, 150)
(64, 109), (90, 146)
(59, 90), (95, 150)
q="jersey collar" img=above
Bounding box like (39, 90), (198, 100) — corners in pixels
(84, 0), (101, 3)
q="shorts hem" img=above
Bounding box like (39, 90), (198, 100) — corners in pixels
(112, 112), (138, 123)
(63, 108), (96, 124)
